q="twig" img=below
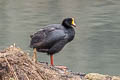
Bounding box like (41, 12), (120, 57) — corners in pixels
(4, 55), (19, 80)
(24, 72), (30, 80)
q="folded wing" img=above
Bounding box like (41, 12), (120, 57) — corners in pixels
(30, 26), (66, 49)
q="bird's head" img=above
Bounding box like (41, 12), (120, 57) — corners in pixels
(62, 18), (76, 28)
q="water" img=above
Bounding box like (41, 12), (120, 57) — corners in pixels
(0, 0), (120, 75)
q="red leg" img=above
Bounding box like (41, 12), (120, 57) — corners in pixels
(50, 54), (54, 66)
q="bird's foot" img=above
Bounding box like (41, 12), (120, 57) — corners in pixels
(55, 65), (69, 74)
(55, 65), (68, 70)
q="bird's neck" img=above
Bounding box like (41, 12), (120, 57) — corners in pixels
(66, 27), (75, 42)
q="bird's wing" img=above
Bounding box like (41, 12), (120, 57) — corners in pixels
(30, 26), (66, 48)
(48, 39), (68, 54)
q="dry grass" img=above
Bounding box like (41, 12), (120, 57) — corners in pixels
(0, 45), (82, 80)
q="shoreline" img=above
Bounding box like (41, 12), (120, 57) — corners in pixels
(0, 44), (120, 80)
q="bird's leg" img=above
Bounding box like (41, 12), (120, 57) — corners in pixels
(50, 54), (54, 66)
(32, 48), (37, 63)
(50, 54), (67, 69)
(50, 54), (67, 74)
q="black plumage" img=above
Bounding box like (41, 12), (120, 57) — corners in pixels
(30, 18), (76, 65)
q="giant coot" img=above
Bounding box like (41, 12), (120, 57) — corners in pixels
(30, 18), (76, 66)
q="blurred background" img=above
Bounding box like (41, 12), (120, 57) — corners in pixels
(0, 0), (120, 75)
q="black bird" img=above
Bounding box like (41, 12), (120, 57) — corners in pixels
(30, 18), (76, 66)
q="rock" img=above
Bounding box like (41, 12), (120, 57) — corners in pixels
(0, 45), (120, 80)
(0, 45), (82, 80)
(85, 73), (120, 80)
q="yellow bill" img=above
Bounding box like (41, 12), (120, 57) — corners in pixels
(72, 18), (76, 27)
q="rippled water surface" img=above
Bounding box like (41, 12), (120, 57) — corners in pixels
(0, 0), (120, 75)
